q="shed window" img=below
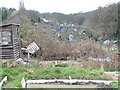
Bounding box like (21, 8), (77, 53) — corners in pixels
(0, 31), (11, 45)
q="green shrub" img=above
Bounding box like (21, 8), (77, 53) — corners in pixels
(55, 63), (69, 67)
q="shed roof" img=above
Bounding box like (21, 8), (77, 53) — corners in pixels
(0, 23), (20, 27)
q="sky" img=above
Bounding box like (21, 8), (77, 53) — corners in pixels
(0, 0), (119, 14)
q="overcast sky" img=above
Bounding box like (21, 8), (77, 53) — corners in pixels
(0, 0), (119, 14)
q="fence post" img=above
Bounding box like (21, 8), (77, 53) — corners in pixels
(21, 77), (26, 88)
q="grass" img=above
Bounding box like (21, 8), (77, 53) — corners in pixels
(111, 80), (120, 88)
(104, 68), (120, 72)
(54, 63), (69, 67)
(1, 62), (108, 88)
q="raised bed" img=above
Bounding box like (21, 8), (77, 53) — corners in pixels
(21, 77), (113, 88)
(0, 76), (7, 89)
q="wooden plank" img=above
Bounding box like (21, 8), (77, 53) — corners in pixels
(0, 52), (13, 55)
(14, 51), (19, 53)
(0, 51), (13, 53)
(0, 76), (7, 88)
(14, 55), (19, 58)
(0, 55), (14, 57)
(0, 51), (14, 55)
(0, 56), (14, 58)
(0, 57), (14, 59)
(0, 58), (14, 60)
(0, 49), (13, 51)
(1, 52), (13, 54)
(14, 49), (20, 52)
(0, 46), (13, 48)
(14, 46), (19, 48)
(0, 55), (13, 57)
(21, 77), (26, 88)
(1, 49), (13, 52)
(14, 50), (19, 52)
(14, 52), (19, 54)
(1, 50), (13, 52)
(14, 48), (19, 50)
(0, 44), (12, 45)
(14, 51), (20, 54)
(1, 51), (13, 53)
(0, 46), (13, 49)
(14, 54), (19, 57)
(0, 53), (14, 55)
(0, 29), (11, 31)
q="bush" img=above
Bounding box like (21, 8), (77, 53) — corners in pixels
(55, 63), (69, 67)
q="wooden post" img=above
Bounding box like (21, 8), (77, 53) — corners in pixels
(28, 52), (30, 60)
(21, 77), (26, 88)
(0, 76), (7, 88)
(100, 63), (104, 72)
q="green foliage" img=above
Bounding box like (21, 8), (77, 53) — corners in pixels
(54, 68), (62, 74)
(20, 32), (27, 38)
(55, 63), (69, 67)
(111, 81), (120, 88)
(105, 69), (120, 72)
(0, 7), (16, 21)
(84, 3), (118, 40)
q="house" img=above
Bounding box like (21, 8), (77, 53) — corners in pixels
(0, 23), (21, 60)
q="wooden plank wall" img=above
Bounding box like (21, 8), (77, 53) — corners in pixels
(0, 24), (21, 60)
(13, 39), (20, 60)
(0, 45), (14, 60)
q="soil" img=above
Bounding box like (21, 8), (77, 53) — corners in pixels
(104, 72), (119, 80)
(29, 77), (109, 80)
(27, 81), (113, 88)
(37, 60), (85, 67)
(27, 84), (97, 88)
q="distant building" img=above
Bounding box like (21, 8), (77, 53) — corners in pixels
(42, 18), (52, 23)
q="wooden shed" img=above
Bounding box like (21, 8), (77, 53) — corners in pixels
(0, 23), (21, 60)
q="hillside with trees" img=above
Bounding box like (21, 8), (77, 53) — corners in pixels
(0, 3), (119, 61)
(1, 3), (118, 40)
(0, 2), (119, 88)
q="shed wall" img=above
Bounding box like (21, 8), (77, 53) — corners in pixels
(0, 24), (21, 60)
